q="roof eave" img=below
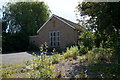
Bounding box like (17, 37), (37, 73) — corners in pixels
(37, 14), (77, 33)
(37, 15), (54, 33)
(53, 15), (76, 29)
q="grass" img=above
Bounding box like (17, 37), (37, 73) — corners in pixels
(1, 61), (30, 78)
(2, 65), (21, 78)
(2, 68), (21, 78)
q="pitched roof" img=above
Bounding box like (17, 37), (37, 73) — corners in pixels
(37, 14), (83, 33)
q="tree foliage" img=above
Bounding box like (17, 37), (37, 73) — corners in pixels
(3, 2), (51, 35)
(79, 30), (95, 50)
(76, 2), (120, 47)
(2, 2), (51, 52)
(76, 2), (120, 63)
(77, 2), (120, 32)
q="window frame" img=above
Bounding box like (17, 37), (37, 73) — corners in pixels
(49, 31), (60, 47)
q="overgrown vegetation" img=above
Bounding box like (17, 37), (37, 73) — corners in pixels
(2, 1), (120, 79)
(2, 43), (119, 78)
(2, 63), (26, 78)
(2, 43), (63, 78)
(63, 46), (79, 59)
(26, 44), (64, 78)
(76, 2), (120, 62)
(26, 53), (56, 78)
(75, 2), (120, 78)
(79, 48), (112, 64)
(61, 30), (119, 78)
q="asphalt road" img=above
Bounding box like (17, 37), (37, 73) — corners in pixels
(1, 51), (53, 66)
(2, 52), (35, 66)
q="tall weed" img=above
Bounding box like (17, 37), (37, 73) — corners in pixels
(26, 43), (56, 78)
(63, 46), (79, 59)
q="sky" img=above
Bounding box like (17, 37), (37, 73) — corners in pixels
(0, 0), (83, 23)
(0, 0), (119, 22)
(42, 0), (82, 23)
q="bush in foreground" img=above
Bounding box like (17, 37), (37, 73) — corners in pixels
(63, 46), (80, 59)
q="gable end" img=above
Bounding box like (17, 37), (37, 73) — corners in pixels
(37, 15), (54, 33)
(37, 14), (77, 33)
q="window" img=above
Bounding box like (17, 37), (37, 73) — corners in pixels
(49, 31), (60, 47)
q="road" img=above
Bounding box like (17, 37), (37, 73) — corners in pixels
(1, 52), (35, 66)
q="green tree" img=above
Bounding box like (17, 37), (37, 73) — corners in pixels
(3, 2), (51, 35)
(76, 2), (120, 63)
(76, 2), (120, 47)
(79, 30), (95, 50)
(2, 2), (51, 52)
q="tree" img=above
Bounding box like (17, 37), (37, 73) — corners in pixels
(76, 2), (120, 63)
(2, 1), (51, 52)
(76, 2), (120, 48)
(3, 2), (51, 35)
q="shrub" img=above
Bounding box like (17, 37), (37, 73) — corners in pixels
(79, 30), (95, 50)
(26, 52), (56, 78)
(63, 46), (79, 59)
(26, 43), (54, 78)
(78, 47), (119, 78)
(79, 47), (113, 64)
(79, 42), (88, 54)
(26, 45), (61, 78)
(91, 47), (105, 54)
(92, 48), (112, 62)
(50, 54), (63, 64)
(27, 43), (39, 51)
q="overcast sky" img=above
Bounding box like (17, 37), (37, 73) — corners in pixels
(43, 0), (82, 23)
(0, 0), (119, 22)
(0, 0), (83, 22)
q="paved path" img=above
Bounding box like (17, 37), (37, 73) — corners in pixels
(1, 52), (35, 66)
